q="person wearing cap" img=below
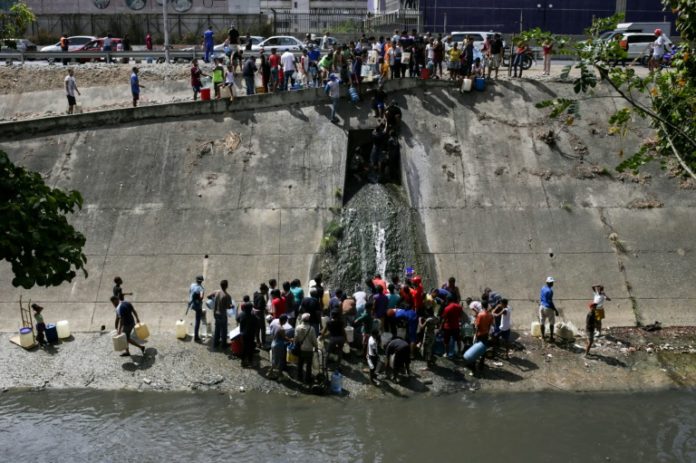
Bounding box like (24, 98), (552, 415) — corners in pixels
(324, 73), (341, 123)
(295, 313), (318, 384)
(539, 276), (559, 342)
(649, 28), (668, 72)
(188, 275), (205, 342)
(130, 67), (144, 108)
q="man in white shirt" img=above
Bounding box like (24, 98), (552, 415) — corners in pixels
(64, 68), (81, 114)
(325, 74), (341, 123)
(493, 298), (512, 358)
(650, 28), (668, 71)
(280, 50), (296, 91)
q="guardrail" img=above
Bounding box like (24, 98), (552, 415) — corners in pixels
(0, 49), (301, 64)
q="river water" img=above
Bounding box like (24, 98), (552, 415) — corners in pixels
(1, 389), (695, 462)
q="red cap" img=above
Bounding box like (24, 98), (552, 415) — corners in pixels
(654, 28), (662, 35)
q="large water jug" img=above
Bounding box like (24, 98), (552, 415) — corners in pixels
(134, 323), (150, 340)
(344, 326), (354, 343)
(112, 332), (127, 351)
(56, 320), (71, 339)
(175, 319), (187, 339)
(45, 324), (58, 343)
(19, 327), (34, 348)
(461, 78), (473, 92)
(531, 321), (542, 337)
(474, 77), (486, 91)
(330, 371), (343, 394)
(463, 341), (487, 364)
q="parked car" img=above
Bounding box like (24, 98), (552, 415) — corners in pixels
(314, 36), (338, 50)
(597, 31), (673, 63)
(71, 38), (123, 62)
(40, 35), (96, 52)
(251, 36), (304, 53)
(1, 38), (37, 53)
(450, 31), (504, 51)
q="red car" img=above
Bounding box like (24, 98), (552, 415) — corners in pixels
(71, 37), (123, 62)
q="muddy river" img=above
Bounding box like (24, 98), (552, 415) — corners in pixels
(1, 389), (694, 462)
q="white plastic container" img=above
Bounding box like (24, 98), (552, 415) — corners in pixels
(134, 323), (150, 340)
(175, 319), (187, 339)
(56, 320), (71, 339)
(531, 321), (542, 337)
(344, 326), (354, 343)
(461, 78), (473, 92)
(112, 333), (127, 351)
(19, 327), (34, 348)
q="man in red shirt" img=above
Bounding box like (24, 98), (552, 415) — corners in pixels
(474, 306), (494, 370)
(190, 59), (209, 101)
(441, 296), (463, 357)
(271, 289), (286, 319)
(268, 48), (281, 92)
(411, 275), (425, 313)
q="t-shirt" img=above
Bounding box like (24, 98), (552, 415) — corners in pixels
(442, 302), (463, 330)
(204, 29), (214, 47)
(593, 292), (606, 308)
(653, 35), (667, 57)
(271, 296), (286, 318)
(373, 292), (389, 318)
(387, 293), (401, 309)
(113, 284), (123, 301)
(189, 283), (204, 310)
(290, 286), (304, 306)
(491, 38), (503, 55)
(326, 318), (345, 337)
(353, 291), (367, 308)
(299, 296), (321, 325)
(280, 51), (296, 71)
(190, 65), (202, 86)
(475, 310), (494, 338)
(130, 73), (139, 95)
(34, 312), (45, 324)
(368, 336), (379, 357)
(65, 75), (77, 97)
(212, 66), (224, 83)
(269, 53), (281, 69)
(540, 285), (554, 309)
(499, 306), (512, 331)
(448, 48), (462, 62)
(117, 301), (136, 327)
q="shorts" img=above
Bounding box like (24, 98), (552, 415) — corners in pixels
(587, 330), (595, 342)
(539, 306), (556, 325)
(270, 68), (279, 82)
(595, 308), (605, 321)
(123, 325), (134, 341)
(192, 85), (201, 92)
(448, 61), (460, 70)
(490, 54), (502, 69)
(67, 95), (76, 106)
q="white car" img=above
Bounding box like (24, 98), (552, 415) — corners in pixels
(251, 36), (304, 53)
(598, 31), (673, 60)
(40, 35), (97, 52)
(450, 31), (503, 51)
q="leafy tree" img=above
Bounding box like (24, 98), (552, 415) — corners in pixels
(0, 150), (87, 289)
(532, 2), (696, 180)
(0, 1), (36, 40)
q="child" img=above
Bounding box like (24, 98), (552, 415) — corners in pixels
(592, 284), (611, 336)
(224, 62), (236, 101)
(367, 328), (381, 384)
(212, 58), (225, 99)
(419, 306), (438, 369)
(585, 303), (597, 357)
(472, 57), (484, 78)
(32, 304), (47, 347)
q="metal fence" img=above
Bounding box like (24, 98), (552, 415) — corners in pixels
(271, 9), (367, 36)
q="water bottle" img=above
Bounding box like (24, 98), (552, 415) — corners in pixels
(331, 370), (343, 394)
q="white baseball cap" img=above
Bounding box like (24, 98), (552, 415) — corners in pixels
(546, 276), (555, 283)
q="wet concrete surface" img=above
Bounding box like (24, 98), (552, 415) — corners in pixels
(3, 327), (693, 397)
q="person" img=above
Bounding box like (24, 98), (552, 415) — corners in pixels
(441, 295), (463, 357)
(59, 33), (69, 66)
(493, 298), (512, 358)
(112, 276), (132, 301)
(281, 281), (297, 325)
(487, 33), (503, 79)
(268, 48), (281, 92)
(472, 57), (483, 78)
(384, 101), (402, 134)
(650, 28), (668, 72)
(122, 34), (131, 52)
(321, 310), (347, 368)
(280, 49), (296, 91)
(269, 314), (290, 378)
(318, 51), (334, 82)
(441, 277), (461, 302)
(512, 41), (529, 78)
(341, 294), (357, 327)
(270, 288), (287, 319)
(394, 308), (419, 355)
(354, 302), (374, 357)
(371, 83), (387, 118)
(259, 52), (271, 93)
(373, 284), (389, 333)
(542, 39), (553, 76)
(295, 313), (318, 384)
(130, 67), (144, 108)
(211, 280), (231, 350)
(244, 32), (253, 51)
(188, 275), (205, 342)
(253, 283), (269, 347)
(433, 34), (444, 78)
(474, 303), (494, 370)
(299, 290), (322, 336)
(367, 328), (381, 384)
(228, 24), (239, 47)
(242, 54), (257, 96)
(237, 296), (258, 367)
(212, 58), (224, 99)
(290, 279), (304, 313)
(111, 296), (145, 357)
(419, 306), (438, 368)
(592, 284), (611, 336)
(585, 303), (597, 357)
(190, 59), (208, 101)
(385, 336), (411, 381)
(462, 36), (474, 77)
(325, 74), (341, 123)
(145, 32), (153, 52)
(32, 303), (47, 347)
(203, 25), (215, 63)
(62, 68), (81, 115)
(539, 276), (559, 342)
(103, 33), (113, 53)
(447, 42), (461, 80)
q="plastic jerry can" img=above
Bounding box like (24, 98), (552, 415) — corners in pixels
(461, 78), (473, 92)
(531, 321), (542, 337)
(134, 323), (150, 340)
(474, 77), (486, 91)
(112, 332), (127, 351)
(175, 319), (187, 339)
(56, 320), (71, 339)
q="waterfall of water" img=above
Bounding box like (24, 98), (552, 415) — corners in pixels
(373, 223), (387, 277)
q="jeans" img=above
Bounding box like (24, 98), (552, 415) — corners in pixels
(283, 70), (294, 90)
(213, 314), (228, 348)
(330, 97), (339, 121)
(192, 306), (202, 338)
(204, 45), (214, 63)
(297, 350), (314, 383)
(244, 75), (255, 95)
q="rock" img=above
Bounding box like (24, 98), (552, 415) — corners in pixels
(239, 386), (245, 392)
(646, 347), (654, 353)
(143, 378), (152, 384)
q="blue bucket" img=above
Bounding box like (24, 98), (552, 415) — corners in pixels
(45, 323), (58, 343)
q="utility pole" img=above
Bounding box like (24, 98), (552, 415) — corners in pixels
(163, 0), (170, 63)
